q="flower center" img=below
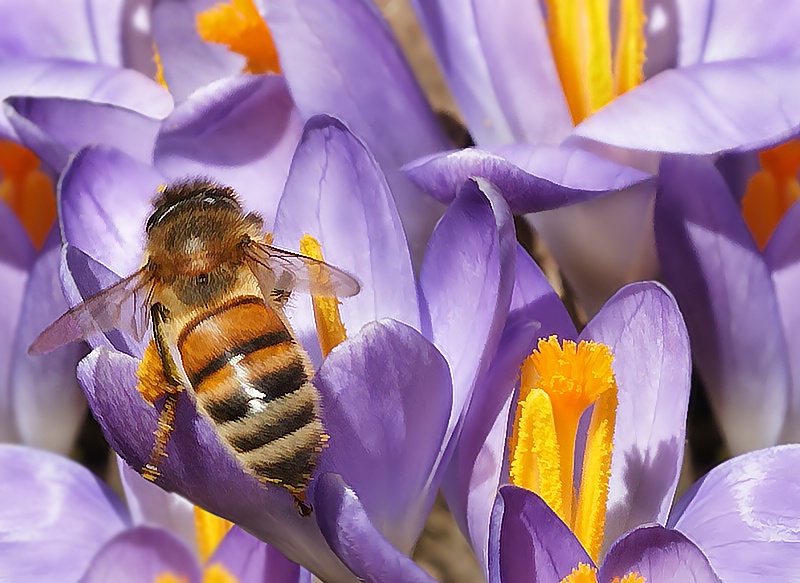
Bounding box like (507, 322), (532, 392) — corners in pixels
(560, 564), (645, 583)
(0, 141), (56, 249)
(544, 0), (647, 125)
(509, 336), (617, 562)
(300, 234), (348, 357)
(196, 0), (281, 75)
(741, 140), (800, 249)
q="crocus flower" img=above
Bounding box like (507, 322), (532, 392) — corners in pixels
(655, 154), (800, 453)
(404, 0), (800, 312)
(55, 109), (514, 581)
(0, 444), (313, 582)
(491, 443), (800, 583)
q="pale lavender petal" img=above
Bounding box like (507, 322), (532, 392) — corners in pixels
(211, 526), (301, 583)
(600, 526), (721, 583)
(419, 178), (515, 448)
(0, 59), (172, 141)
(764, 202), (800, 442)
(316, 320), (451, 552)
(265, 0), (449, 265)
(641, 0), (680, 78)
(10, 229), (86, 454)
(470, 0), (572, 144)
(6, 96), (161, 172)
(406, 0), (515, 146)
(669, 445), (800, 583)
(152, 0), (243, 102)
(444, 246), (575, 571)
(573, 59), (800, 155)
(78, 346), (355, 582)
(117, 458), (196, 551)
(581, 282), (691, 547)
(491, 486), (592, 583)
(59, 145), (162, 276)
(154, 74), (303, 228)
(315, 473), (439, 583)
(404, 145), (653, 213)
(676, 0), (800, 66)
(79, 527), (201, 583)
(0, 445), (130, 583)
(120, 0), (159, 77)
(272, 115), (419, 367)
(655, 155), (790, 452)
(0, 202), (35, 442)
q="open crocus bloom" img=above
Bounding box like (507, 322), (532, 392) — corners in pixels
(404, 0), (800, 312)
(59, 110), (514, 581)
(655, 154), (800, 453)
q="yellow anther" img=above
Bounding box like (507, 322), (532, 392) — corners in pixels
(155, 574), (188, 583)
(203, 563), (239, 583)
(300, 234), (347, 358)
(509, 336), (617, 561)
(560, 563), (598, 583)
(742, 140), (800, 249)
(542, 0), (647, 124)
(0, 141), (56, 249)
(194, 506), (233, 564)
(196, 0), (281, 74)
(153, 43), (169, 90)
(613, 574), (645, 583)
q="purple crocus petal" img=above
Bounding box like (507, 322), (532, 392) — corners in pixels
(406, 0), (514, 146)
(152, 0), (243, 102)
(600, 525), (721, 583)
(59, 145), (162, 276)
(764, 202), (800, 442)
(117, 458), (197, 550)
(419, 178), (515, 448)
(265, 0), (450, 264)
(0, 445), (130, 583)
(573, 59), (800, 155)
(676, 0), (800, 66)
(0, 59), (172, 141)
(655, 155), (790, 453)
(154, 74), (303, 227)
(581, 282), (690, 548)
(0, 202), (35, 442)
(404, 145), (653, 213)
(491, 486), (593, 583)
(5, 96), (162, 172)
(445, 246), (575, 571)
(470, 0), (572, 145)
(77, 346), (356, 582)
(79, 527), (201, 583)
(272, 115), (419, 366)
(316, 320), (452, 552)
(10, 229), (86, 453)
(315, 473), (439, 583)
(669, 445), (800, 583)
(211, 526), (301, 583)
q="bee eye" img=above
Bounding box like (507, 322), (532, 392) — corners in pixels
(197, 273), (209, 286)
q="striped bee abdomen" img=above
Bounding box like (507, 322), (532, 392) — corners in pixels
(177, 295), (324, 494)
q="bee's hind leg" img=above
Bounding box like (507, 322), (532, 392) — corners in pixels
(141, 303), (184, 481)
(293, 494), (313, 517)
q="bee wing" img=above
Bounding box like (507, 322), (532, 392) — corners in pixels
(29, 269), (152, 355)
(244, 240), (361, 299)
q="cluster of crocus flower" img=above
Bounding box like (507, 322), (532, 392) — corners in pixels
(1, 0), (800, 581)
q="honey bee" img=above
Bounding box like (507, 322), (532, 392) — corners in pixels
(30, 179), (360, 516)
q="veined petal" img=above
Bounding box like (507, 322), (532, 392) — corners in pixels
(0, 445), (130, 583)
(600, 526), (721, 583)
(669, 445), (800, 583)
(78, 527), (201, 583)
(581, 282), (690, 548)
(315, 320), (452, 553)
(264, 0), (450, 265)
(315, 473), (439, 583)
(655, 155), (790, 452)
(573, 59), (800, 155)
(272, 115), (419, 368)
(154, 74), (303, 229)
(403, 144), (653, 213)
(210, 526), (302, 583)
